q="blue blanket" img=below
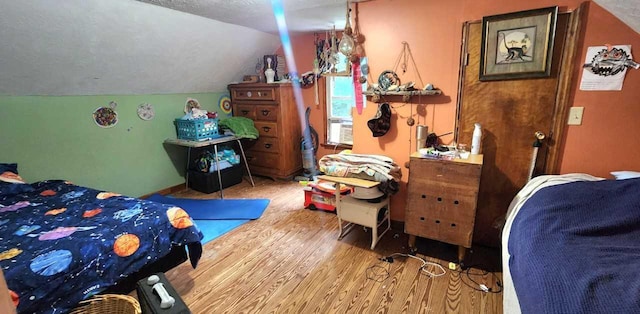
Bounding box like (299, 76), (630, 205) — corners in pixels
(0, 180), (203, 314)
(509, 178), (640, 313)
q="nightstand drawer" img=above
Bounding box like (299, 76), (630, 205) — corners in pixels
(405, 216), (474, 247)
(232, 87), (276, 101)
(255, 121), (278, 138)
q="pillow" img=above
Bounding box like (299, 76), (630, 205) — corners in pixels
(0, 165), (35, 196)
(0, 163), (18, 174)
(611, 171), (640, 180)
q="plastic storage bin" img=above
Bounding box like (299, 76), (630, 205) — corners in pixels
(174, 118), (220, 141)
(188, 164), (243, 194)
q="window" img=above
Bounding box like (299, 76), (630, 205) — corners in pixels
(325, 55), (366, 146)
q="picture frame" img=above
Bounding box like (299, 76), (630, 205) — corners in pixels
(479, 6), (558, 81)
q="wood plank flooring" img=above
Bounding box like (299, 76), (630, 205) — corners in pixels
(161, 176), (503, 313)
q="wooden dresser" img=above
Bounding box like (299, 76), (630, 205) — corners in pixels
(405, 153), (483, 263)
(228, 83), (302, 180)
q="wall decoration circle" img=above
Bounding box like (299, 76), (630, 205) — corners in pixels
(137, 103), (155, 121)
(93, 101), (118, 128)
(219, 95), (232, 114)
(184, 98), (201, 113)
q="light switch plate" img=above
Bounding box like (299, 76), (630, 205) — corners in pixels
(568, 107), (584, 125)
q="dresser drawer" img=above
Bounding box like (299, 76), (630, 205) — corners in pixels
(233, 104), (256, 120)
(248, 137), (280, 153)
(245, 152), (280, 169)
(232, 87), (276, 101)
(255, 105), (278, 121)
(407, 184), (478, 219)
(255, 121), (278, 138)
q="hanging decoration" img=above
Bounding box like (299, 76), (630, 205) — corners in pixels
(93, 101), (118, 128)
(218, 95), (232, 114)
(137, 103), (155, 121)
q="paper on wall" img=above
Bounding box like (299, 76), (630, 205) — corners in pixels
(579, 45), (632, 91)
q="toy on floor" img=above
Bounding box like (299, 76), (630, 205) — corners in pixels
(303, 180), (351, 212)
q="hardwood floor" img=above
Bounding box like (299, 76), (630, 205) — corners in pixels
(162, 176), (503, 313)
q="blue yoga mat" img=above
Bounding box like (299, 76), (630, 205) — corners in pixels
(195, 219), (247, 244)
(147, 194), (270, 220)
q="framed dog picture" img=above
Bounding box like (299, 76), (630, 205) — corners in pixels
(479, 6), (558, 81)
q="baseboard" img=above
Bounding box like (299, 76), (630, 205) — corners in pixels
(139, 183), (185, 199)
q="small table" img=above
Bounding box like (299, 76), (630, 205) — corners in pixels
(164, 136), (255, 198)
(318, 175), (391, 250)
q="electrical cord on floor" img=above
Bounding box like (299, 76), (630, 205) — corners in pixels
(378, 253), (446, 278)
(453, 264), (503, 294)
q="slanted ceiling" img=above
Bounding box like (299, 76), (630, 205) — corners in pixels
(0, 0), (636, 97)
(0, 0), (280, 96)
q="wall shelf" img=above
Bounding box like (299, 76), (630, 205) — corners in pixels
(364, 89), (442, 103)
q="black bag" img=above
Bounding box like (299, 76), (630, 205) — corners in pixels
(136, 273), (191, 314)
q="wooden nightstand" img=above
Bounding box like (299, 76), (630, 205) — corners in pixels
(404, 153), (483, 263)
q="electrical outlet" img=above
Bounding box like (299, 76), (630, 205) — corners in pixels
(568, 107), (584, 125)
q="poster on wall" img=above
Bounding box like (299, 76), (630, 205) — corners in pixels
(580, 45), (634, 91)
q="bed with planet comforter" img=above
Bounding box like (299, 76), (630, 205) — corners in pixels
(0, 173), (203, 314)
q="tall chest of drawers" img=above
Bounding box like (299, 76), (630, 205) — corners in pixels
(405, 153), (483, 262)
(228, 83), (302, 180)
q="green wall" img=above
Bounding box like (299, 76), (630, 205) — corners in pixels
(0, 93), (229, 197)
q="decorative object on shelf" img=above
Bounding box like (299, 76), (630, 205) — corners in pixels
(480, 6), (558, 81)
(377, 70), (400, 91)
(136, 103), (155, 121)
(93, 101), (118, 128)
(254, 58), (264, 82)
(242, 75), (259, 83)
(218, 95), (232, 114)
(265, 57), (276, 83)
(184, 98), (201, 114)
(263, 54), (278, 82)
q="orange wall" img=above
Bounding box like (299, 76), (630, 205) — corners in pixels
(279, 0), (640, 221)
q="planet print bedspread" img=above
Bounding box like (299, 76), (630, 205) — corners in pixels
(0, 180), (203, 314)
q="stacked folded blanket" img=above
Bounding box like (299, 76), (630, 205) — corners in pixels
(318, 153), (401, 195)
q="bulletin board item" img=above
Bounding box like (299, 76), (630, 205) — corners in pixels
(93, 101), (118, 128)
(219, 95), (232, 114)
(480, 6), (558, 81)
(137, 103), (155, 121)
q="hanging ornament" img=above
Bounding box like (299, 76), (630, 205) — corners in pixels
(338, 1), (355, 58)
(93, 101), (118, 128)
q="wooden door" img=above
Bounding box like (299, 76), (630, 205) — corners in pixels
(456, 9), (583, 248)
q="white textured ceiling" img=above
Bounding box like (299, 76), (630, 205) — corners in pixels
(137, 0), (639, 34)
(0, 0), (280, 96)
(594, 0), (640, 34)
(136, 0), (358, 34)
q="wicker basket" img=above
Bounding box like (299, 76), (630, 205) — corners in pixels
(69, 294), (141, 314)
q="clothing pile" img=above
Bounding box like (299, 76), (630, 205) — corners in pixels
(318, 152), (401, 196)
(193, 146), (240, 173)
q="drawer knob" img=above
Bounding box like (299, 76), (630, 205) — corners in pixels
(451, 223), (456, 227)
(437, 197), (443, 202)
(241, 110), (250, 115)
(420, 217), (425, 221)
(257, 92), (262, 97)
(261, 110), (270, 116)
(262, 126), (271, 132)
(421, 194), (426, 199)
(247, 91), (252, 97)
(264, 143), (272, 149)
(435, 220), (440, 224)
(453, 200), (459, 205)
